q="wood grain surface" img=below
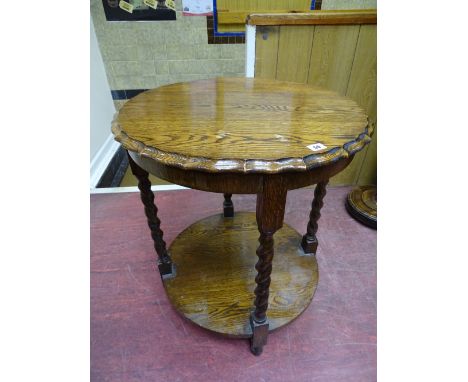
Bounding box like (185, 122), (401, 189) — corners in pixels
(276, 26), (315, 83)
(218, 9), (310, 25)
(307, 25), (360, 94)
(113, 77), (371, 174)
(163, 212), (319, 338)
(255, 26), (280, 79)
(247, 10), (377, 26)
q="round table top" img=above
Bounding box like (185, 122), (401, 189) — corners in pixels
(112, 77), (372, 174)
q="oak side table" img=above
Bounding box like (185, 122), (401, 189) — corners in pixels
(112, 77), (372, 355)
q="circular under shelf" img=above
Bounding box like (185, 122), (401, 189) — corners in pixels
(163, 212), (319, 338)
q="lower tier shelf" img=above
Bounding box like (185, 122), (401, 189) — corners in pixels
(163, 212), (318, 338)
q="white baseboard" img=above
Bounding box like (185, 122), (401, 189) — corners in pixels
(90, 133), (120, 188)
(90, 184), (188, 194)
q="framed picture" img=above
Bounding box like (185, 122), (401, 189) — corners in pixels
(102, 0), (176, 21)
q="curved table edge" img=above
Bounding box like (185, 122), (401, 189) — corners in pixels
(111, 115), (374, 174)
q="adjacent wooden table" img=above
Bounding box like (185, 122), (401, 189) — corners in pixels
(112, 77), (372, 355)
(346, 185), (377, 229)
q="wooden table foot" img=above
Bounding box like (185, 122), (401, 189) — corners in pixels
(223, 193), (234, 217)
(158, 261), (176, 279)
(301, 180), (328, 255)
(250, 313), (269, 356)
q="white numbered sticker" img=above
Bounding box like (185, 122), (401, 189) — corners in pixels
(307, 143), (327, 152)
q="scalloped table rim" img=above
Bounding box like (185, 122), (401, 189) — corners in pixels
(112, 117), (373, 174)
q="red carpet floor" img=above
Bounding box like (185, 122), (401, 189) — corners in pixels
(91, 187), (376, 381)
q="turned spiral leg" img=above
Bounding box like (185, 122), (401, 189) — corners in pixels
(301, 180), (329, 255)
(127, 152), (174, 278)
(252, 233), (274, 323)
(250, 176), (287, 356)
(223, 193), (234, 217)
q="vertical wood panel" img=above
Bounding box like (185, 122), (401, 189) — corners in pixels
(307, 25), (360, 95)
(253, 21), (376, 186)
(357, 125), (377, 185)
(330, 24), (376, 185)
(255, 26), (280, 79)
(329, 144), (368, 185)
(346, 25), (377, 122)
(346, 24), (377, 185)
(276, 26), (314, 82)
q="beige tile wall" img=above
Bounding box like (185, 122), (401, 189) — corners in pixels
(91, 0), (376, 95)
(91, 0), (245, 93)
(322, 0), (377, 10)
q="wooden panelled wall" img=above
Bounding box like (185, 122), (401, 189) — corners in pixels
(253, 13), (376, 186)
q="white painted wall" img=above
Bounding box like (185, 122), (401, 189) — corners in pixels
(90, 19), (115, 162)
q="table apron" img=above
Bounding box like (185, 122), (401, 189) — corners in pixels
(129, 151), (353, 194)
